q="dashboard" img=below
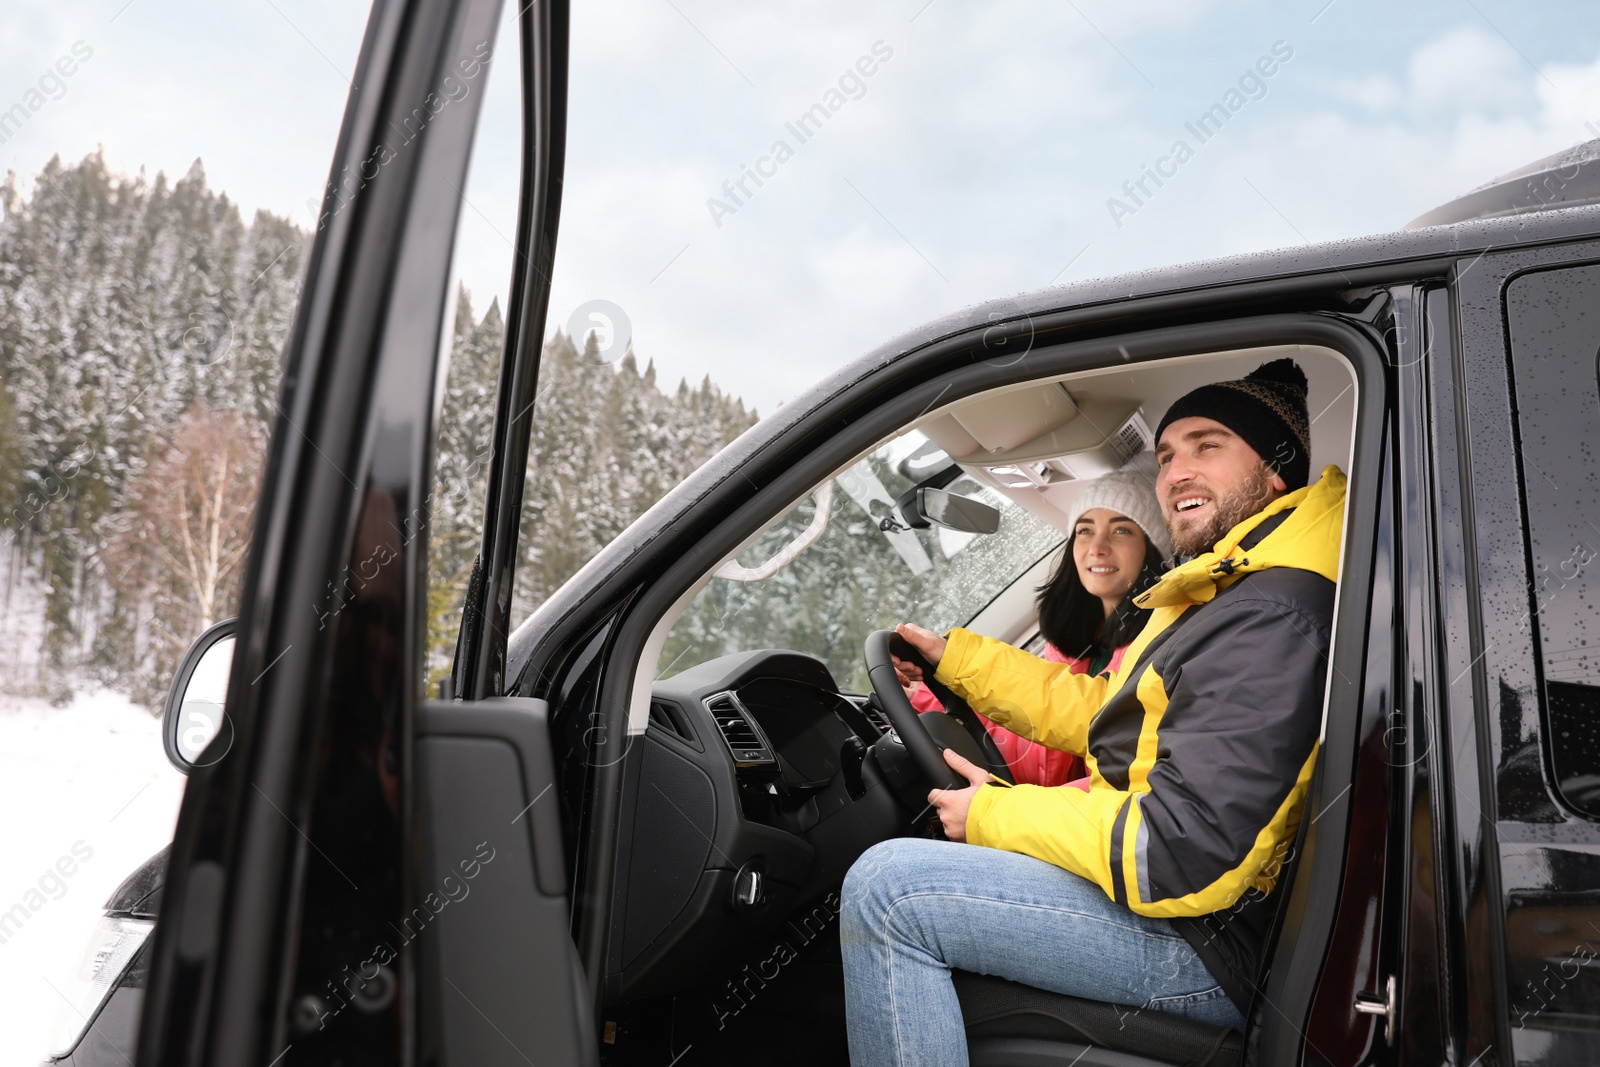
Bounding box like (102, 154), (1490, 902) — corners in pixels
(604, 649), (909, 1004)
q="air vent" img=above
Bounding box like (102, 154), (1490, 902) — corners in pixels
(855, 697), (892, 737)
(704, 694), (774, 766)
(1108, 411), (1152, 466)
(649, 701), (688, 740)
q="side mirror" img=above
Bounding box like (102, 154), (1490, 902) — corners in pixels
(903, 488), (1001, 535)
(161, 618), (238, 774)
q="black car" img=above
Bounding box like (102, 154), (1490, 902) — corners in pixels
(41, 1), (1600, 1065)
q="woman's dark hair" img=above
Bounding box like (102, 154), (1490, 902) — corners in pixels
(1036, 531), (1167, 660)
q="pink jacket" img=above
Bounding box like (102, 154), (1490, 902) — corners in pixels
(910, 642), (1128, 789)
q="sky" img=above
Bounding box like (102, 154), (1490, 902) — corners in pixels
(3, 1), (1600, 415)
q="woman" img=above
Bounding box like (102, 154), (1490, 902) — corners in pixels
(909, 452), (1171, 786)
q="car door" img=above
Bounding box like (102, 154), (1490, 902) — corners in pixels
(135, 1), (590, 1065)
(1446, 238), (1600, 1066)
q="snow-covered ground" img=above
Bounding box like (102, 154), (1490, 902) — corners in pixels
(0, 689), (185, 1067)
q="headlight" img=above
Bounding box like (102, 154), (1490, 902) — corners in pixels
(48, 915), (154, 1058)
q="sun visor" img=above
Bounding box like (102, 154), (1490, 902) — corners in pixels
(926, 382), (1151, 484)
(949, 382), (1079, 453)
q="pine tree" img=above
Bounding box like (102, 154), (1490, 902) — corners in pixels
(0, 151), (303, 700)
(0, 151), (764, 705)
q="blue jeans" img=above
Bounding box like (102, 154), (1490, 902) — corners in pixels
(840, 837), (1245, 1067)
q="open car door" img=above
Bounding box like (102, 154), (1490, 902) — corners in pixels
(136, 0), (591, 1064)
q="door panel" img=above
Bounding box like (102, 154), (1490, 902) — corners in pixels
(415, 699), (596, 1065)
(136, 0), (572, 1063)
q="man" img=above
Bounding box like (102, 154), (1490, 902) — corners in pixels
(840, 358), (1346, 1066)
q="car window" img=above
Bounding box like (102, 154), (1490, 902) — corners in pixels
(1505, 263), (1600, 818)
(657, 429), (1064, 691)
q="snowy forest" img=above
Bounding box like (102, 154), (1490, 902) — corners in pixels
(0, 151), (756, 707)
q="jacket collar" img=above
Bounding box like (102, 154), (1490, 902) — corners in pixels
(1134, 465), (1348, 610)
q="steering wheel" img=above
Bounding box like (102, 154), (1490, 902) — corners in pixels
(864, 629), (1015, 791)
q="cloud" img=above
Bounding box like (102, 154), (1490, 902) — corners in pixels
(1330, 73), (1400, 113)
(1251, 38), (1600, 236)
(0, 0), (367, 233)
(6, 3), (1600, 417)
(1539, 44), (1600, 132)
(1407, 25), (1532, 114)
(536, 14), (1600, 410)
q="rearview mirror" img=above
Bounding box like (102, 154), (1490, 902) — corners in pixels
(905, 488), (1001, 535)
(161, 618), (238, 774)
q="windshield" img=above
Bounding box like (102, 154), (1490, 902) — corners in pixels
(657, 430), (1065, 690)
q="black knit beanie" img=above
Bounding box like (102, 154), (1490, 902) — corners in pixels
(1154, 359), (1312, 490)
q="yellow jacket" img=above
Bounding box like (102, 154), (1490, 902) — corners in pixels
(936, 466), (1347, 928)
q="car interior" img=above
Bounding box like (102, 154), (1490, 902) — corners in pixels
(577, 344), (1360, 1066)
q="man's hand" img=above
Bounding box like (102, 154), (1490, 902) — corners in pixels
(891, 622), (947, 686)
(927, 748), (991, 842)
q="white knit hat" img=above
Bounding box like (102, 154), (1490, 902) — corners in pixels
(1063, 452), (1172, 560)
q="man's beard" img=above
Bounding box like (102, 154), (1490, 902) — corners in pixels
(1167, 462), (1278, 559)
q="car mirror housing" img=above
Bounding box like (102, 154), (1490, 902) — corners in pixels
(906, 487), (1001, 535)
(161, 618), (238, 774)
